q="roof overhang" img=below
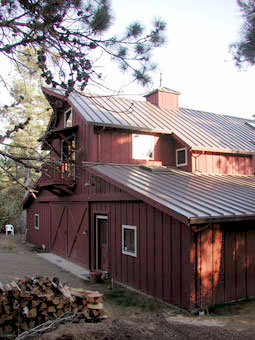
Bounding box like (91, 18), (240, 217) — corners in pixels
(39, 125), (78, 142)
(189, 214), (255, 225)
(83, 162), (190, 225)
(191, 146), (255, 155)
(89, 121), (173, 134)
(39, 125), (78, 150)
(83, 162), (255, 226)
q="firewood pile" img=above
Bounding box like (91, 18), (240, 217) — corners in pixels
(0, 276), (105, 336)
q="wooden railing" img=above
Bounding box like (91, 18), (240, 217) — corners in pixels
(40, 162), (75, 187)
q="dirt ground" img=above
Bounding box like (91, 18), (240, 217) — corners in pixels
(1, 234), (255, 340)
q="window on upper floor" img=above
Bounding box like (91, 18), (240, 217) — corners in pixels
(64, 108), (72, 128)
(132, 134), (154, 160)
(122, 225), (137, 257)
(176, 147), (187, 167)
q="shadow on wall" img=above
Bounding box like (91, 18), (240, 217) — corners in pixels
(193, 151), (253, 175)
(196, 221), (255, 309)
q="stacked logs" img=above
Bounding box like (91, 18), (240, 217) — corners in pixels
(0, 276), (104, 336)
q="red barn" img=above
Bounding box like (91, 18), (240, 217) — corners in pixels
(23, 87), (255, 311)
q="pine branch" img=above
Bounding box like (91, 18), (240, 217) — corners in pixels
(0, 163), (38, 199)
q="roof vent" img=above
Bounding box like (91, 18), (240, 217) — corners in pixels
(139, 165), (172, 173)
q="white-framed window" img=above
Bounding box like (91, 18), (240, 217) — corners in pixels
(64, 108), (72, 128)
(34, 214), (40, 230)
(122, 225), (137, 257)
(176, 147), (187, 167)
(132, 134), (154, 160)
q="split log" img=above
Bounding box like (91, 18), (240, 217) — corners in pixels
(0, 275), (105, 336)
(87, 302), (104, 310)
(86, 292), (103, 303)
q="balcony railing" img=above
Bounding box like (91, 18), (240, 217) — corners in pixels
(39, 162), (75, 188)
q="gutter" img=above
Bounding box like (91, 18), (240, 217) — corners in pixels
(189, 214), (255, 225)
(191, 146), (255, 156)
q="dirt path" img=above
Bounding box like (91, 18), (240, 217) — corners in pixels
(1, 234), (255, 339)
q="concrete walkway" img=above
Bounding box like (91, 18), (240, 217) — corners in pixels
(38, 253), (90, 281)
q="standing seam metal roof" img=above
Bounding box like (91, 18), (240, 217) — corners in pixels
(84, 163), (255, 222)
(64, 91), (255, 153)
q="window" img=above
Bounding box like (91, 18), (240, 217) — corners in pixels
(176, 147), (187, 167)
(132, 134), (154, 160)
(34, 214), (39, 230)
(64, 108), (72, 128)
(122, 225), (137, 257)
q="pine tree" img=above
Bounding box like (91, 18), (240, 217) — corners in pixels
(231, 0), (255, 66)
(0, 50), (52, 227)
(0, 0), (166, 93)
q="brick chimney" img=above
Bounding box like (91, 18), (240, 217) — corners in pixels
(144, 87), (180, 110)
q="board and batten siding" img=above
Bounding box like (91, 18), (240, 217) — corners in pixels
(196, 222), (255, 308)
(27, 200), (90, 269)
(89, 128), (192, 171)
(192, 151), (254, 175)
(90, 200), (195, 310)
(27, 202), (51, 250)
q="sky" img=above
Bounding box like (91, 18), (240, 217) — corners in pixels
(0, 0), (254, 120)
(88, 0), (255, 119)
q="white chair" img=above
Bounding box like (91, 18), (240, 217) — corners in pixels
(5, 224), (14, 236)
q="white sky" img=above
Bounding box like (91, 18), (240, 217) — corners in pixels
(89, 0), (255, 119)
(0, 0), (254, 120)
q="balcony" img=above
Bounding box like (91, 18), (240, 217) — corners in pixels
(38, 162), (76, 196)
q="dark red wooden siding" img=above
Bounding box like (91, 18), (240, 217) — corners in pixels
(192, 151), (254, 175)
(27, 200), (90, 268)
(49, 104), (255, 176)
(89, 200), (195, 310)
(27, 166), (255, 310)
(89, 129), (192, 171)
(196, 222), (255, 308)
(27, 202), (51, 249)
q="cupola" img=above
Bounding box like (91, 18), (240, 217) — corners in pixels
(144, 87), (180, 110)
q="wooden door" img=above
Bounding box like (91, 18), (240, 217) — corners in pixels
(67, 203), (89, 268)
(96, 216), (108, 270)
(50, 203), (67, 257)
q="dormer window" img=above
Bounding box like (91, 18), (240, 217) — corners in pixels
(132, 134), (154, 160)
(64, 108), (72, 128)
(176, 147), (187, 167)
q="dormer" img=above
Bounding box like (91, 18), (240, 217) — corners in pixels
(144, 87), (180, 110)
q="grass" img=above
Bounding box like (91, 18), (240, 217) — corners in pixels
(104, 287), (162, 311)
(208, 297), (255, 315)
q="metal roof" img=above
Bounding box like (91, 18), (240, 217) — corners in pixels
(84, 163), (255, 224)
(43, 88), (255, 154)
(66, 91), (255, 154)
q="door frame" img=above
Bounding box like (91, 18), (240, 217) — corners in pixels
(95, 215), (108, 270)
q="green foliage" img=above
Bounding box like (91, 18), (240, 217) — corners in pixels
(231, 0), (255, 66)
(0, 49), (52, 226)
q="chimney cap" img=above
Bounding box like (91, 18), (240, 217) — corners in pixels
(144, 86), (180, 98)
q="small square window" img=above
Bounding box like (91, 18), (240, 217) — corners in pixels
(122, 225), (137, 257)
(176, 147), (187, 167)
(64, 108), (72, 128)
(132, 134), (154, 160)
(34, 214), (40, 230)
